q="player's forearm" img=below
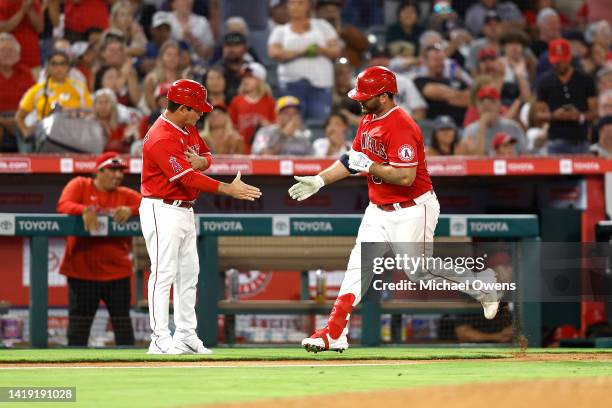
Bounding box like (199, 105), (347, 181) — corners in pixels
(369, 163), (416, 186)
(179, 171), (221, 193)
(319, 161), (350, 185)
(57, 200), (88, 215)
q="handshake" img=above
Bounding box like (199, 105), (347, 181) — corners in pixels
(288, 151), (373, 201)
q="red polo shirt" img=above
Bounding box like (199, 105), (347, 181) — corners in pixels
(0, 64), (34, 112)
(57, 177), (142, 282)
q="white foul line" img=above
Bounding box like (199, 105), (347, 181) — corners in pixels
(0, 362), (420, 370)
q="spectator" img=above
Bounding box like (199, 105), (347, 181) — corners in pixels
(97, 36), (141, 107)
(228, 62), (276, 153)
(498, 29), (533, 101)
(143, 41), (182, 112)
(166, 0), (214, 61)
(268, 0), (341, 122)
(465, 10), (502, 74)
(425, 115), (461, 156)
(0, 0), (43, 73)
(57, 152), (141, 347)
(428, 0), (461, 39)
(332, 61), (362, 127)
(269, 0), (289, 31)
(564, 29), (596, 76)
(464, 0), (524, 38)
(535, 39), (597, 154)
(107, 0), (147, 58)
(91, 88), (138, 153)
(64, 0), (110, 42)
(203, 66), (228, 106)
(531, 8), (561, 59)
(71, 41), (97, 91)
(312, 111), (351, 158)
(597, 66), (612, 93)
(141, 12), (190, 77)
(0, 33), (34, 152)
(219, 1), (269, 64)
(15, 50), (92, 142)
(491, 132), (517, 157)
(215, 32), (254, 103)
(414, 44), (470, 126)
(251, 95), (312, 155)
(459, 85), (526, 156)
(209, 16), (261, 66)
(315, 0), (368, 69)
(586, 20), (612, 52)
(199, 103), (244, 154)
(590, 115), (612, 157)
(523, 98), (549, 155)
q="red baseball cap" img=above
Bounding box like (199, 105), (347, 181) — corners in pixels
(96, 152), (127, 170)
(492, 132), (517, 150)
(477, 86), (501, 101)
(478, 47), (498, 61)
(548, 38), (572, 64)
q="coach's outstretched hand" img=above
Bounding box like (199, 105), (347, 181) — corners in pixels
(288, 175), (325, 201)
(219, 171), (262, 201)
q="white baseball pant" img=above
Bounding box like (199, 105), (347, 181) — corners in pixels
(338, 191), (493, 308)
(139, 197), (200, 349)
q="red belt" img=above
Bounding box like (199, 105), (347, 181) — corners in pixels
(377, 199), (416, 212)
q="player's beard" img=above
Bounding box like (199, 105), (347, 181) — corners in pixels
(360, 98), (382, 115)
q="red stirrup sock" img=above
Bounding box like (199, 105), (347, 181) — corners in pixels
(327, 293), (356, 339)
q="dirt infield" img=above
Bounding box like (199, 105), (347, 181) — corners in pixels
(2, 352), (611, 368)
(209, 377), (612, 408)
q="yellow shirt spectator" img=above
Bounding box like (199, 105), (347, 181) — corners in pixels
(19, 77), (92, 120)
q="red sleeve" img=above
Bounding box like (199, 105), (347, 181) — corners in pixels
(148, 138), (195, 182)
(57, 177), (88, 215)
(119, 187), (142, 216)
(198, 136), (213, 170)
(179, 171), (220, 193)
(228, 97), (239, 126)
(386, 122), (419, 168)
(267, 96), (276, 123)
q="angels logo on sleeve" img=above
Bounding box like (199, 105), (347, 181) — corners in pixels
(398, 144), (415, 162)
(169, 156), (183, 174)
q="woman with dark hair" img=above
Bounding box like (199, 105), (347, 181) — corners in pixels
(425, 115), (461, 156)
(202, 66), (228, 106)
(312, 111), (351, 158)
(385, 1), (424, 53)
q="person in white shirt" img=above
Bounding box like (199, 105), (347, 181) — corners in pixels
(165, 0), (214, 61)
(313, 111), (351, 158)
(268, 0), (341, 122)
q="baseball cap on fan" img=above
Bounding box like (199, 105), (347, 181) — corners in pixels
(548, 38), (572, 64)
(477, 86), (501, 101)
(492, 132), (517, 150)
(242, 62), (267, 81)
(96, 152), (127, 170)
(275, 95), (301, 113)
(152, 12), (172, 29)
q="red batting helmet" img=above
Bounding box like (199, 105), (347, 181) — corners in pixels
(167, 79), (213, 113)
(348, 66), (398, 101)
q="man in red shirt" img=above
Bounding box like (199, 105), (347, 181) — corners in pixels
(63, 0), (110, 42)
(0, 32), (34, 152)
(0, 0), (43, 71)
(140, 79), (261, 355)
(57, 152), (141, 347)
(289, 66), (502, 353)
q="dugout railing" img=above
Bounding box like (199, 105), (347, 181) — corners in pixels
(0, 213), (540, 348)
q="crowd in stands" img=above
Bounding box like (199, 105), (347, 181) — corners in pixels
(0, 0), (611, 157)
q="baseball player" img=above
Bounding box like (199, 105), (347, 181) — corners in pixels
(140, 79), (261, 355)
(289, 66), (501, 353)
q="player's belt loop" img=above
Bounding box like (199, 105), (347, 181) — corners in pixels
(393, 203), (402, 211)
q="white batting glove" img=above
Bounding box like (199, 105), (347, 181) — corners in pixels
(348, 150), (373, 173)
(288, 175), (325, 201)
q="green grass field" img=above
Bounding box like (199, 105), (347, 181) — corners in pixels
(0, 348), (611, 407)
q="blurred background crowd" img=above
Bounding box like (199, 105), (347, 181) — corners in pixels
(0, 0), (611, 158)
